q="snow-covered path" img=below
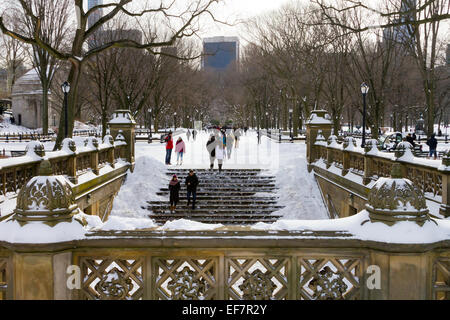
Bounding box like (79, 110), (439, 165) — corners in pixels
(109, 130), (328, 228)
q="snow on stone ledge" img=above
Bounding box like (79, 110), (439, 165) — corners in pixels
(251, 210), (450, 244)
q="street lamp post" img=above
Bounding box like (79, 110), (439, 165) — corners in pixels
(148, 108), (152, 144)
(173, 112), (177, 132)
(266, 112), (269, 130)
(289, 108), (293, 141)
(61, 81), (70, 138)
(360, 82), (369, 148)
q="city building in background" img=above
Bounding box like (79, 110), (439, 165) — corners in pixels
(202, 36), (240, 71)
(382, 0), (416, 49)
(88, 0), (103, 29)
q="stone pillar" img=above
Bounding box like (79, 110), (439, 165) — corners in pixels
(306, 110), (332, 171)
(85, 137), (99, 175)
(342, 137), (356, 176)
(60, 138), (77, 184)
(104, 135), (115, 169)
(363, 139), (379, 185)
(9, 160), (86, 299)
(439, 151), (450, 217)
(326, 135), (338, 169)
(108, 110), (136, 172)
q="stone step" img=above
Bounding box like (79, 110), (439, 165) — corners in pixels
(147, 200), (279, 205)
(167, 169), (264, 172)
(156, 191), (273, 197)
(146, 203), (284, 209)
(149, 207), (280, 214)
(164, 172), (263, 177)
(151, 217), (279, 225)
(168, 182), (277, 187)
(159, 187), (278, 192)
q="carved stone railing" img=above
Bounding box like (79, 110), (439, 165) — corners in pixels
(0, 229), (449, 300)
(306, 111), (450, 218)
(0, 137), (127, 197)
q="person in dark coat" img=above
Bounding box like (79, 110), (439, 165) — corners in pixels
(206, 135), (216, 170)
(185, 169), (199, 209)
(406, 133), (415, 147)
(426, 133), (438, 159)
(168, 174), (181, 213)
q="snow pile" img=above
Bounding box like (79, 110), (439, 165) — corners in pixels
(273, 143), (328, 220)
(109, 153), (167, 219)
(101, 216), (157, 230)
(161, 219), (223, 231)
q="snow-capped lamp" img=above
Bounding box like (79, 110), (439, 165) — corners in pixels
(395, 141), (414, 161)
(364, 139), (379, 155)
(365, 163), (433, 227)
(12, 160), (86, 227)
(25, 140), (45, 158)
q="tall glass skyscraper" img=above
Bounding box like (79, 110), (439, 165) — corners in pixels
(202, 37), (240, 71)
(88, 0), (103, 29)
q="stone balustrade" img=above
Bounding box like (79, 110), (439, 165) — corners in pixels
(306, 110), (450, 218)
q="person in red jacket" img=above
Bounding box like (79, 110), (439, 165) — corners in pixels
(165, 132), (173, 165)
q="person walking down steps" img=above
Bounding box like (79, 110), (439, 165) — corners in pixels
(226, 129), (234, 159)
(175, 137), (186, 166)
(169, 174), (181, 213)
(206, 134), (217, 170)
(185, 169), (199, 210)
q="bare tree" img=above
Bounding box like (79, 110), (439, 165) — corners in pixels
(0, 0), (224, 148)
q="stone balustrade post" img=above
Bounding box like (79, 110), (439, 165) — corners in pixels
(342, 137), (356, 176)
(306, 110), (332, 172)
(103, 135), (115, 169)
(85, 137), (99, 175)
(439, 151), (450, 218)
(61, 138), (77, 184)
(363, 139), (379, 185)
(108, 109), (136, 172)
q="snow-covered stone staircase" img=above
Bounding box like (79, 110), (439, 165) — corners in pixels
(145, 169), (284, 225)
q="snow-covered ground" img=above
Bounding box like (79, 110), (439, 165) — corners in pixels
(108, 130), (328, 230)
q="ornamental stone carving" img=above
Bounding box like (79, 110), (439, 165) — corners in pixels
(95, 268), (133, 300)
(60, 138), (77, 153)
(13, 160), (82, 227)
(366, 163), (432, 226)
(343, 136), (357, 150)
(115, 130), (126, 143)
(395, 141), (414, 160)
(364, 139), (379, 154)
(167, 266), (207, 300)
(239, 270), (276, 300)
(308, 266), (348, 300)
(327, 135), (338, 146)
(25, 140), (45, 157)
(85, 137), (99, 149)
(103, 135), (114, 146)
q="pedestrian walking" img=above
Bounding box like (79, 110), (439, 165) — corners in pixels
(175, 137), (186, 166)
(427, 133), (438, 160)
(186, 129), (191, 141)
(169, 174), (181, 213)
(215, 142), (225, 172)
(226, 129), (234, 159)
(185, 169), (199, 209)
(206, 135), (216, 170)
(164, 132), (173, 165)
(193, 129), (197, 141)
(234, 128), (241, 148)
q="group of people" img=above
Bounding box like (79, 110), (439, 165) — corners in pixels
(206, 128), (242, 171)
(168, 169), (199, 212)
(405, 131), (439, 160)
(164, 132), (186, 165)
